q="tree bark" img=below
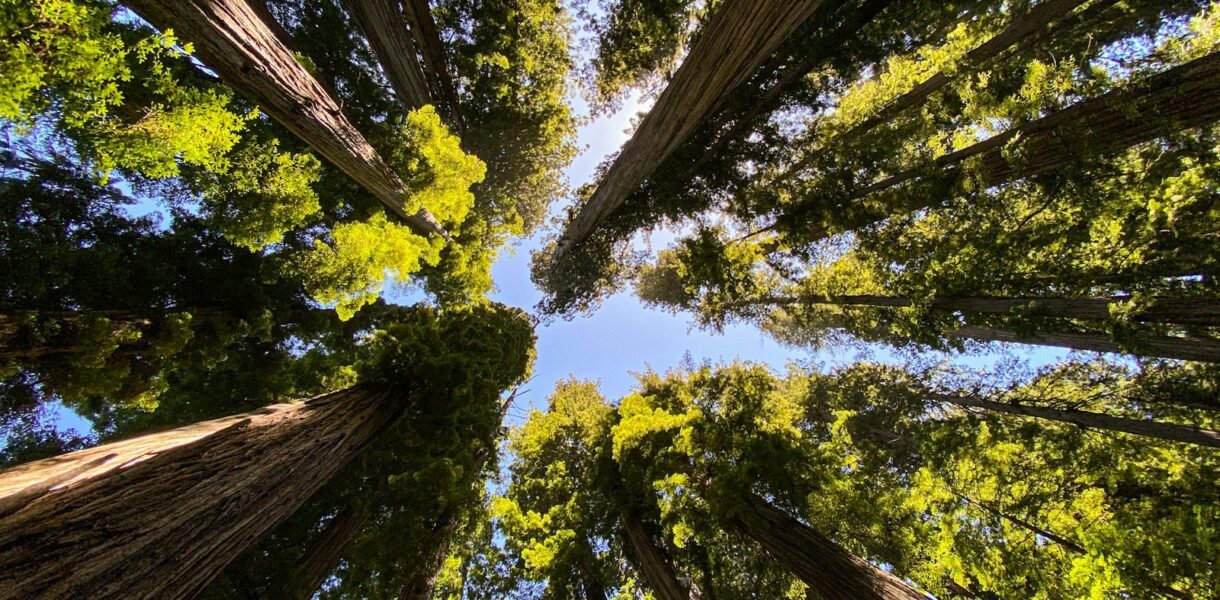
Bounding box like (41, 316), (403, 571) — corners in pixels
(121, 0), (449, 239)
(291, 507), (370, 600)
(553, 0), (824, 263)
(953, 324), (1220, 363)
(578, 538), (609, 600)
(680, 0), (897, 182)
(401, 0), (463, 132)
(933, 393), (1220, 448)
(344, 0), (432, 111)
(780, 50), (1220, 242)
(728, 492), (925, 600)
(0, 385), (405, 600)
(620, 509), (696, 600)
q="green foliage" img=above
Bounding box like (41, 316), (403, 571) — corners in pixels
(583, 0), (700, 112)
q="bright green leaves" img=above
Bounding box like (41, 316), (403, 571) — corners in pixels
(0, 0), (127, 127)
(196, 139), (323, 251)
(390, 105), (486, 223)
(584, 0), (700, 112)
(295, 213), (442, 320)
(290, 107), (488, 318)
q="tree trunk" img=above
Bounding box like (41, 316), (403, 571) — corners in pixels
(842, 0), (1090, 140)
(620, 509), (696, 600)
(728, 492), (925, 600)
(553, 0), (824, 263)
(733, 294), (1220, 327)
(680, 0), (897, 181)
(396, 504), (456, 600)
(933, 392), (1220, 448)
(344, 0), (432, 111)
(401, 0), (463, 132)
(291, 507), (370, 600)
(0, 385), (405, 600)
(121, 0), (449, 239)
(781, 50), (1220, 242)
(953, 324), (1220, 363)
(578, 538), (609, 600)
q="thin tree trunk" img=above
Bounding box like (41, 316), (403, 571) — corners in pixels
(731, 294), (1220, 327)
(397, 504), (457, 600)
(933, 392), (1220, 448)
(844, 0), (1091, 140)
(620, 509), (695, 600)
(736, 294), (1220, 362)
(291, 507), (370, 600)
(0, 385), (405, 599)
(775, 50), (1220, 242)
(553, 0), (824, 263)
(579, 539), (609, 600)
(728, 492), (925, 600)
(954, 493), (1085, 554)
(401, 0), (463, 132)
(344, 0), (432, 110)
(953, 324), (1220, 363)
(121, 0), (449, 239)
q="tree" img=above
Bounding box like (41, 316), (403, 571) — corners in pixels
(343, 0), (432, 111)
(0, 303), (534, 599)
(548, 0), (823, 268)
(534, 0), (1209, 316)
(122, 0), (450, 237)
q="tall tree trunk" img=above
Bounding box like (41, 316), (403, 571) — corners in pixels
(728, 492), (925, 600)
(291, 507), (370, 600)
(842, 0), (1091, 141)
(578, 538), (609, 600)
(344, 0), (432, 111)
(776, 50), (1220, 242)
(121, 0), (449, 239)
(553, 0), (824, 263)
(0, 385), (405, 599)
(952, 324), (1220, 363)
(397, 504), (457, 600)
(401, 0), (464, 132)
(620, 509), (696, 600)
(732, 294), (1220, 327)
(933, 393), (1220, 448)
(680, 0), (897, 180)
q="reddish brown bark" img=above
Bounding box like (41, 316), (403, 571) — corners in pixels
(122, 0), (449, 239)
(292, 507), (370, 600)
(0, 385), (405, 599)
(730, 492), (925, 600)
(402, 0), (463, 131)
(344, 0), (432, 110)
(554, 0), (824, 263)
(621, 509), (696, 600)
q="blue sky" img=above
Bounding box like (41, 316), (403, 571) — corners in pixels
(486, 94), (802, 417)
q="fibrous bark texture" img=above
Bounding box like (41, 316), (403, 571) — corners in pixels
(292, 507), (370, 600)
(731, 492), (925, 600)
(344, 0), (432, 110)
(121, 0), (448, 238)
(0, 385), (404, 600)
(402, 0), (463, 130)
(554, 0), (824, 262)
